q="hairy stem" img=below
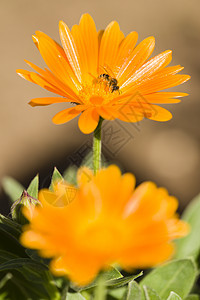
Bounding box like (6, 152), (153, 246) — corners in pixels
(93, 117), (103, 175)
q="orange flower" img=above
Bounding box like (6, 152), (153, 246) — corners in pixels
(21, 165), (188, 285)
(16, 14), (190, 134)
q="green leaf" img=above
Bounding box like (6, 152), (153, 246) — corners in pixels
(72, 267), (123, 292)
(67, 292), (86, 300)
(2, 177), (24, 202)
(143, 286), (161, 300)
(50, 167), (63, 191)
(81, 151), (108, 169)
(0, 214), (21, 236)
(126, 281), (142, 300)
(140, 258), (197, 299)
(63, 166), (78, 185)
(108, 287), (126, 299)
(80, 291), (91, 300)
(0, 258), (48, 272)
(27, 174), (39, 199)
(105, 271), (143, 289)
(99, 267), (123, 282)
(185, 295), (200, 300)
(0, 216), (25, 257)
(0, 292), (8, 300)
(175, 194), (200, 259)
(94, 277), (107, 300)
(0, 273), (12, 289)
(167, 292), (182, 299)
(81, 151), (94, 169)
(0, 250), (19, 264)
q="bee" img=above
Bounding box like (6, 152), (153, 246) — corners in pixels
(98, 66), (120, 93)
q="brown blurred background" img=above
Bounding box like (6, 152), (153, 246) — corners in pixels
(0, 0), (200, 214)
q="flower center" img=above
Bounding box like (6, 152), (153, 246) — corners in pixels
(79, 76), (119, 105)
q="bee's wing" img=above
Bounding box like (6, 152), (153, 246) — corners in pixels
(99, 64), (116, 78)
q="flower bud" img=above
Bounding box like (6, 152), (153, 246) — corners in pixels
(11, 190), (40, 225)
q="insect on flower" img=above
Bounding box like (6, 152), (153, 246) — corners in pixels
(17, 14), (190, 134)
(98, 66), (120, 93)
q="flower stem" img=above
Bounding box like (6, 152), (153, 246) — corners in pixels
(93, 117), (103, 175)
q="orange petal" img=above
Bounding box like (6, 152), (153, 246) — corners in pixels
(36, 33), (80, 92)
(99, 21), (124, 73)
(115, 31), (138, 70)
(120, 243), (174, 268)
(143, 92), (188, 104)
(71, 14), (98, 81)
(152, 65), (184, 78)
(98, 30), (104, 51)
(52, 105), (86, 125)
(59, 21), (82, 83)
(77, 166), (93, 186)
(96, 106), (117, 120)
(35, 31), (68, 59)
(29, 72), (66, 95)
(16, 69), (35, 83)
(93, 165), (123, 212)
(32, 34), (39, 49)
(78, 107), (99, 134)
(142, 104), (172, 121)
(117, 36), (155, 84)
(137, 74), (190, 94)
(29, 97), (75, 107)
(51, 252), (103, 286)
(18, 70), (68, 97)
(121, 50), (172, 90)
(25, 60), (79, 100)
(20, 230), (47, 249)
(115, 105), (144, 123)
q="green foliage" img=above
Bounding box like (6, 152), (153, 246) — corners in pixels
(27, 174), (39, 199)
(67, 293), (86, 300)
(0, 214), (25, 257)
(1, 169), (200, 299)
(140, 258), (197, 299)
(2, 177), (24, 202)
(167, 292), (182, 299)
(49, 167), (64, 191)
(63, 166), (78, 185)
(0, 213), (60, 300)
(81, 151), (108, 170)
(94, 277), (107, 300)
(105, 271), (143, 289)
(185, 295), (200, 300)
(175, 194), (200, 260)
(73, 269), (142, 293)
(71, 267), (122, 292)
(108, 287), (126, 299)
(0, 258), (48, 272)
(126, 281), (142, 300)
(143, 286), (161, 299)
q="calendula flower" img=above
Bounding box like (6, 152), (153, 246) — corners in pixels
(17, 14), (190, 134)
(21, 165), (188, 285)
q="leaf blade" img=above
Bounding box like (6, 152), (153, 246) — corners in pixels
(126, 280), (142, 300)
(175, 194), (200, 259)
(167, 291), (182, 300)
(2, 177), (24, 202)
(140, 259), (197, 299)
(27, 174), (39, 199)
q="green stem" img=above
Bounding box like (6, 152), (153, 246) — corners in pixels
(93, 117), (103, 175)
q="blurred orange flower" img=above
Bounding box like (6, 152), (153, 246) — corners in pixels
(21, 165), (188, 285)
(17, 14), (190, 134)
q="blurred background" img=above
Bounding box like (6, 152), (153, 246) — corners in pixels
(0, 0), (200, 214)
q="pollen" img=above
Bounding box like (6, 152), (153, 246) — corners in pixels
(78, 78), (116, 105)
